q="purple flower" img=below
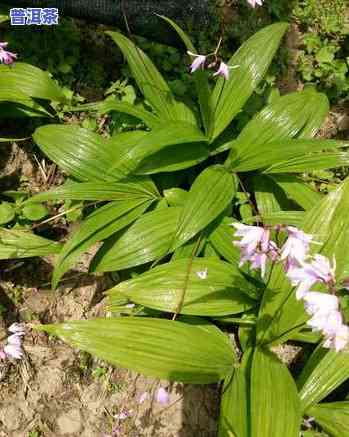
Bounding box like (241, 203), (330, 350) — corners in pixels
(156, 387), (170, 405)
(323, 324), (349, 352)
(187, 51), (206, 73)
(0, 42), (17, 65)
(287, 255), (336, 300)
(303, 291), (339, 317)
(4, 338), (23, 359)
(233, 223), (269, 255)
(8, 323), (25, 335)
(213, 61), (230, 80)
(247, 0), (263, 7)
(281, 227), (313, 265)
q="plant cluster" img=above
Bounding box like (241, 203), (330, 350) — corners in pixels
(294, 0), (349, 101)
(1, 14), (349, 437)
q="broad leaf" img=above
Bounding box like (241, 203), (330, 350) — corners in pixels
(107, 31), (183, 122)
(52, 199), (152, 288)
(231, 139), (344, 172)
(218, 350), (252, 437)
(92, 207), (182, 272)
(0, 229), (61, 259)
(107, 258), (256, 316)
(27, 178), (159, 203)
(250, 347), (301, 437)
(228, 89), (329, 162)
(270, 174), (322, 210)
(298, 345), (349, 411)
(306, 402), (349, 437)
(0, 63), (65, 102)
(211, 23), (288, 140)
(36, 317), (235, 383)
(173, 166), (236, 249)
(209, 217), (241, 264)
(70, 99), (161, 129)
(159, 15), (212, 136)
(257, 176), (349, 345)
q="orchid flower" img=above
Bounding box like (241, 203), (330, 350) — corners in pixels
(281, 227), (313, 265)
(0, 42), (17, 65)
(187, 51), (206, 73)
(156, 387), (170, 405)
(213, 61), (239, 80)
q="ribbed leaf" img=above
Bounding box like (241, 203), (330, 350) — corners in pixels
(253, 174), (291, 216)
(211, 23), (288, 140)
(306, 402), (349, 437)
(107, 31), (181, 121)
(257, 176), (349, 345)
(70, 99), (161, 129)
(229, 89), (329, 162)
(107, 258), (256, 316)
(0, 229), (61, 259)
(33, 125), (124, 182)
(265, 151), (349, 173)
(27, 178), (159, 203)
(52, 199), (152, 288)
(158, 15), (212, 136)
(36, 317), (235, 383)
(270, 174), (322, 210)
(298, 345), (349, 411)
(250, 347), (301, 437)
(209, 217), (241, 264)
(92, 207), (182, 272)
(231, 139), (344, 172)
(218, 350), (252, 437)
(0, 63), (65, 102)
(109, 122), (208, 176)
(258, 211), (305, 227)
(173, 166), (236, 249)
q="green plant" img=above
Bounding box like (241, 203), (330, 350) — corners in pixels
(4, 17), (349, 435)
(294, 0), (349, 100)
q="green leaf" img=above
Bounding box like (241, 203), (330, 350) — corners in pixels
(270, 175), (322, 210)
(107, 258), (256, 316)
(0, 63), (66, 102)
(106, 31), (183, 122)
(33, 125), (134, 182)
(27, 178), (159, 203)
(211, 23), (288, 141)
(218, 350), (252, 437)
(264, 151), (349, 173)
(229, 90), (329, 162)
(173, 166), (236, 249)
(0, 229), (61, 259)
(52, 199), (152, 288)
(231, 139), (345, 172)
(258, 211), (305, 227)
(158, 15), (212, 136)
(253, 174), (290, 216)
(250, 347), (301, 437)
(92, 206), (182, 272)
(114, 122), (208, 176)
(298, 346), (349, 411)
(22, 203), (48, 221)
(36, 317), (235, 383)
(306, 402), (349, 437)
(257, 176), (349, 345)
(70, 99), (161, 129)
(0, 202), (15, 224)
(209, 217), (241, 264)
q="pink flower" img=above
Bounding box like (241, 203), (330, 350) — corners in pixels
(0, 42), (17, 65)
(247, 0), (263, 7)
(0, 350), (6, 360)
(156, 387), (169, 405)
(303, 292), (339, 317)
(114, 408), (132, 420)
(287, 255), (336, 300)
(281, 227), (313, 265)
(323, 324), (349, 352)
(213, 61), (230, 80)
(8, 323), (25, 335)
(187, 51), (206, 73)
(233, 223), (269, 255)
(4, 337), (23, 359)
